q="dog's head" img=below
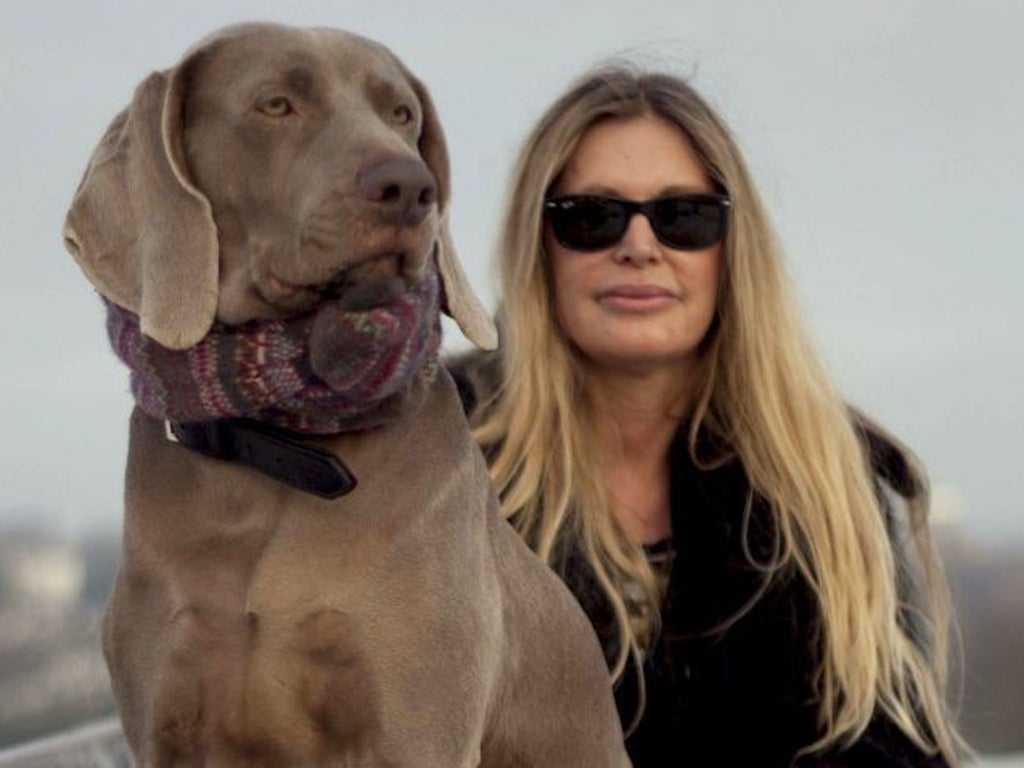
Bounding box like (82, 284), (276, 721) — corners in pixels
(63, 22), (496, 352)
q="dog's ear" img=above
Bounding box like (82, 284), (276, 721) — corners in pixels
(435, 217), (498, 350)
(407, 75), (498, 351)
(62, 55), (219, 350)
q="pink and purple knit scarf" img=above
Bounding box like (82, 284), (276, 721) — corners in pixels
(105, 271), (441, 434)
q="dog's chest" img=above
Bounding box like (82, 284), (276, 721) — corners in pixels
(146, 596), (381, 763)
(118, 383), (487, 764)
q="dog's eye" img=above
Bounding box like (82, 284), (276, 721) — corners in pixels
(392, 104), (414, 125)
(258, 96), (295, 118)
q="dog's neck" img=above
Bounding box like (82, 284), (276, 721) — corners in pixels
(104, 270), (442, 435)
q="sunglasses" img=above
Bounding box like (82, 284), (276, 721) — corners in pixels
(544, 193), (731, 252)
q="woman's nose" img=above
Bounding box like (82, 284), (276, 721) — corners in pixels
(611, 212), (661, 266)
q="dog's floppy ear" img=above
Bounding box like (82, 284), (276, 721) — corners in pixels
(407, 75), (498, 351)
(62, 55), (218, 350)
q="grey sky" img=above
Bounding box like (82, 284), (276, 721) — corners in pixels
(1, 0), (1021, 540)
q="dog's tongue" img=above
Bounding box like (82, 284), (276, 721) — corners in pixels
(308, 270), (440, 398)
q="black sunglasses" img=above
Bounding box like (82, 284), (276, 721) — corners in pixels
(544, 193), (731, 252)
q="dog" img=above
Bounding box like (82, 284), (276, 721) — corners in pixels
(62, 22), (630, 768)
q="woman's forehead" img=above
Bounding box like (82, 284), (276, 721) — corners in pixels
(556, 115), (712, 197)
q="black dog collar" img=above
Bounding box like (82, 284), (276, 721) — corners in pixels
(165, 419), (357, 499)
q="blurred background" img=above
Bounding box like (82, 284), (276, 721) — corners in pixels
(1, 0), (1021, 762)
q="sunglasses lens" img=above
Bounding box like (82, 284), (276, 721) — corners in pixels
(546, 195), (729, 251)
(548, 198), (628, 251)
(651, 197), (727, 249)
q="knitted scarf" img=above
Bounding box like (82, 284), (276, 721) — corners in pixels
(105, 271), (441, 435)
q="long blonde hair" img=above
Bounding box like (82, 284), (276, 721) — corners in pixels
(471, 66), (962, 761)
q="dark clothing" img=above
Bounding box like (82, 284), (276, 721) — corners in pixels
(448, 359), (949, 767)
(564, 431), (948, 767)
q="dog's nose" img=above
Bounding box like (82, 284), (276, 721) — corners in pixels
(358, 158), (437, 226)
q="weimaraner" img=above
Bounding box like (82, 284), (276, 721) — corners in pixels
(63, 22), (630, 768)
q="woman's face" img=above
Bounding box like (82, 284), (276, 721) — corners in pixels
(546, 114), (722, 376)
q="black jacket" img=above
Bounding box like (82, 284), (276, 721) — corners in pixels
(449, 360), (949, 767)
(571, 431), (948, 767)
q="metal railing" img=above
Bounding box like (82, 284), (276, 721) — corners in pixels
(0, 718), (130, 768)
(1, 717), (1021, 767)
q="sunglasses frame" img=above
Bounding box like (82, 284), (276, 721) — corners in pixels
(543, 192), (732, 252)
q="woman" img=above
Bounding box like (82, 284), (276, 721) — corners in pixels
(450, 66), (964, 766)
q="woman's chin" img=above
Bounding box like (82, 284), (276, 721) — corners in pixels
(577, 341), (701, 378)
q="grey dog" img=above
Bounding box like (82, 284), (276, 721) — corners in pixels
(62, 22), (630, 768)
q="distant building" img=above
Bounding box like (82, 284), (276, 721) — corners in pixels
(0, 533), (85, 610)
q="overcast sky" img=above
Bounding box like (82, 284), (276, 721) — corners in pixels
(1, 0), (1021, 541)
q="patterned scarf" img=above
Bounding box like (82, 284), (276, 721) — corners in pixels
(105, 271), (441, 434)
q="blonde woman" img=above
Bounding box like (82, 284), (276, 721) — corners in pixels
(450, 68), (963, 766)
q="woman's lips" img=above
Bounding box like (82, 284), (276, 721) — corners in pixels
(596, 284), (678, 312)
